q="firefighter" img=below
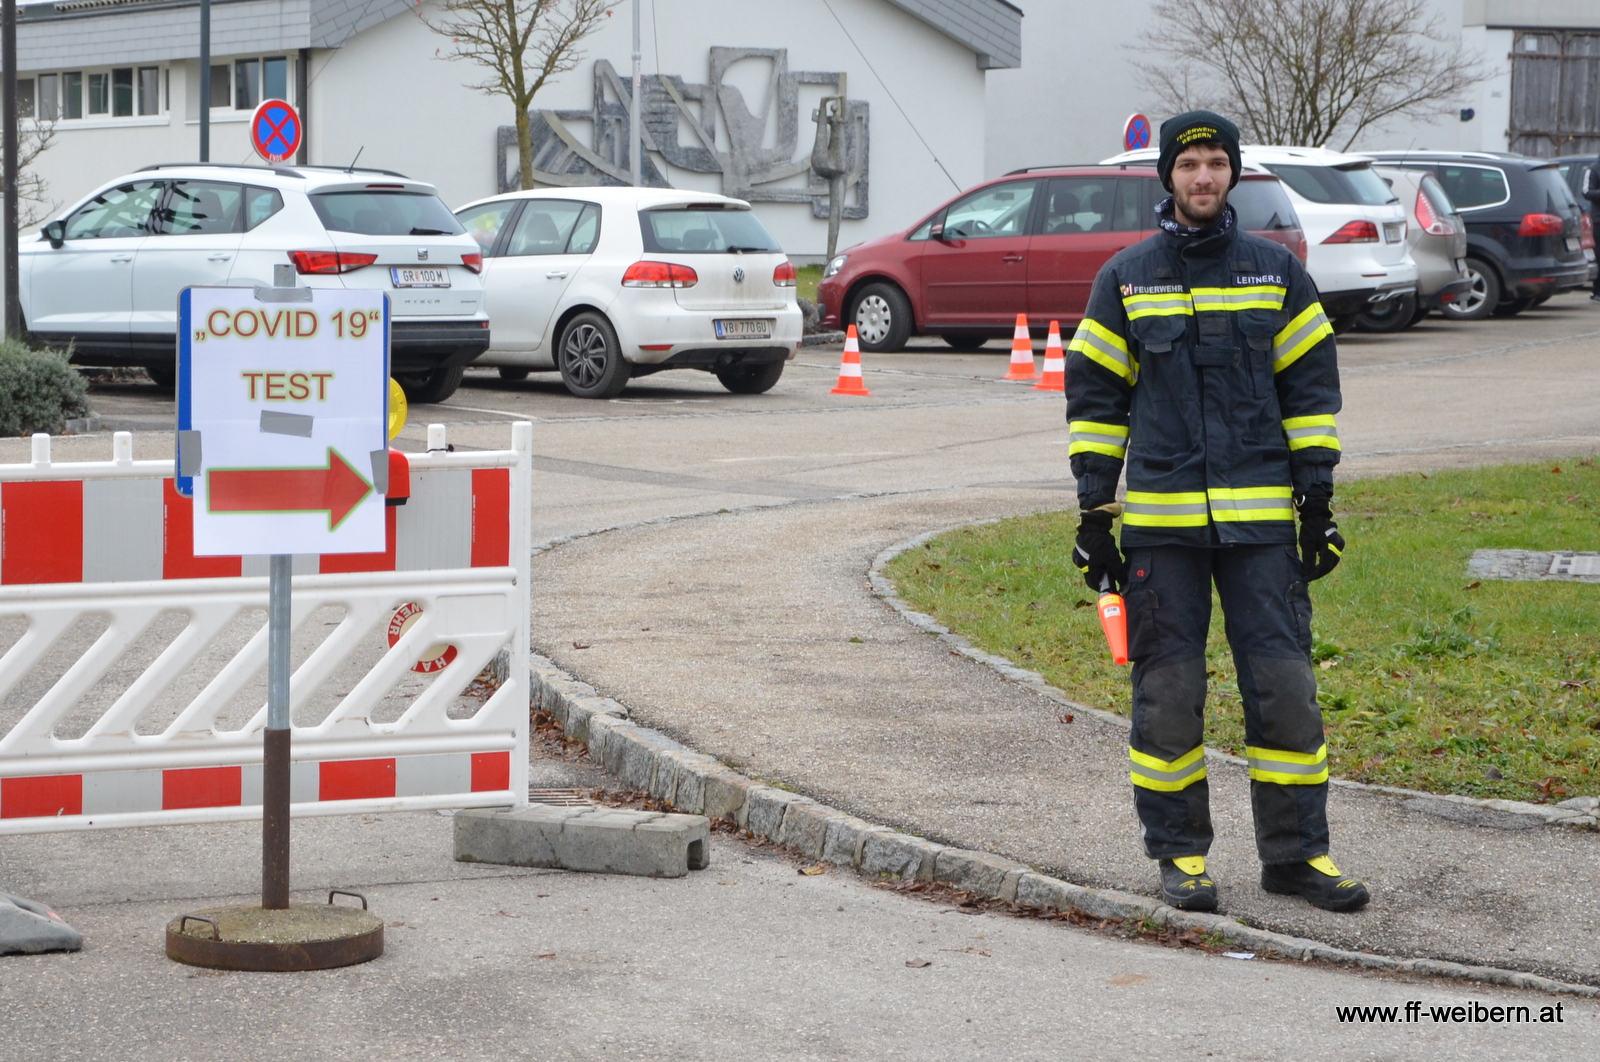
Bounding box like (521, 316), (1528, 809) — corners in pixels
(1583, 157), (1600, 301)
(1065, 111), (1369, 913)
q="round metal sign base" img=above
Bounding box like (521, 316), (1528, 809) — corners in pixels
(166, 900), (383, 972)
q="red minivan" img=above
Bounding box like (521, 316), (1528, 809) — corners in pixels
(817, 163), (1306, 352)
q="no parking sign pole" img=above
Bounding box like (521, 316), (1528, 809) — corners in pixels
(171, 283), (390, 969)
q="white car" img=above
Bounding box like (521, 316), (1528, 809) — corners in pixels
(453, 187), (803, 399)
(1102, 145), (1418, 331)
(22, 164), (489, 403)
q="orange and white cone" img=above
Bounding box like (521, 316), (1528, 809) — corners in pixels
(1033, 320), (1065, 391)
(1002, 314), (1038, 380)
(831, 325), (873, 396)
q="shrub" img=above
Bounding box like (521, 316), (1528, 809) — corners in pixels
(0, 339), (89, 436)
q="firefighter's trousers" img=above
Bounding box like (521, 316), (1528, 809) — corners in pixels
(1122, 543), (1330, 865)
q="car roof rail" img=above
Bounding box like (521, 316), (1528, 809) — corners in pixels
(1003, 163), (1114, 174)
(294, 165), (412, 179)
(137, 161), (305, 179)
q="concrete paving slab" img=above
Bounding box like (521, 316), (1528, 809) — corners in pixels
(455, 804), (710, 877)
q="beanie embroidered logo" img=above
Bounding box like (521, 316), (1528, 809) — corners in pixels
(1177, 125), (1219, 145)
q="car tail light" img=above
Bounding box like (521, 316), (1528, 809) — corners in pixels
(773, 261), (797, 287)
(288, 250), (378, 275)
(1517, 213), (1565, 237)
(621, 261), (698, 288)
(461, 252), (483, 274)
(1414, 190), (1455, 236)
(1321, 221), (1379, 244)
(1582, 215), (1595, 251)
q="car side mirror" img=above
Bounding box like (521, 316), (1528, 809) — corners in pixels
(929, 222), (945, 241)
(43, 220), (65, 249)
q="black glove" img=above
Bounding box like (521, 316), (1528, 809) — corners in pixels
(1073, 508), (1127, 593)
(1295, 490), (1345, 581)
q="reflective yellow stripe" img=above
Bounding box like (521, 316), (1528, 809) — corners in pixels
(1068, 318), (1138, 383)
(1247, 743), (1329, 785)
(1272, 302), (1333, 373)
(1191, 285), (1287, 312)
(1068, 420), (1130, 459)
(1283, 413), (1341, 452)
(1122, 292), (1194, 319)
(1123, 490), (1210, 527)
(1129, 745), (1208, 791)
(1207, 485), (1294, 523)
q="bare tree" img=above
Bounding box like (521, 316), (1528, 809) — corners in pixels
(1137, 0), (1490, 150)
(424, 0), (617, 190)
(11, 116), (56, 229)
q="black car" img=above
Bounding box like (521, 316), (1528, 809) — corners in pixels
(1365, 151), (1594, 319)
(1556, 154), (1600, 213)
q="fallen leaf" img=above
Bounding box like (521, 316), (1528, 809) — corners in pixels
(799, 865), (827, 876)
(1551, 466), (1563, 474)
(1429, 747), (1446, 757)
(387, 921), (405, 928)
(1108, 973), (1149, 985)
(1568, 494), (1582, 502)
(941, 946), (991, 956)
(572, 641), (591, 650)
(537, 894), (551, 898)
(1027, 601), (1044, 610)
(1462, 581), (1481, 591)
(536, 953), (556, 960)
(905, 958), (932, 968)
(1485, 766), (1504, 781)
(1561, 680), (1590, 689)
(1058, 713), (1075, 724)
(1075, 599), (1094, 609)
(1319, 660), (1336, 670)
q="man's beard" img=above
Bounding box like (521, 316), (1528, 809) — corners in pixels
(1174, 187), (1227, 226)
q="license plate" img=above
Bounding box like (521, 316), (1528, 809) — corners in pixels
(1567, 237), (1582, 252)
(714, 318), (773, 340)
(391, 267), (451, 288)
(1383, 222), (1404, 243)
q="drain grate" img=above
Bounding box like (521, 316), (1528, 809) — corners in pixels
(527, 787), (594, 807)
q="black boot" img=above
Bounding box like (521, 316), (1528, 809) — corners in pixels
(1158, 856), (1218, 911)
(1261, 855), (1370, 912)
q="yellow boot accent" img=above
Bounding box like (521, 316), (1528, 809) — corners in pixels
(1308, 855), (1341, 877)
(1172, 855), (1207, 876)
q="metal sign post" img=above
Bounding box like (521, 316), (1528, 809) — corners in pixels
(167, 284), (390, 971)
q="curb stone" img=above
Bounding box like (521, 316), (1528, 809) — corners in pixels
(529, 650), (1600, 998)
(867, 526), (1600, 832)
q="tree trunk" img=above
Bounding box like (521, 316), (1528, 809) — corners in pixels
(515, 106), (534, 191)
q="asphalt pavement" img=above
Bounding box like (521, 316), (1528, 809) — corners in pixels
(4, 297), (1600, 1057)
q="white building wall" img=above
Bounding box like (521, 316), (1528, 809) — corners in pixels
(309, 0), (987, 256)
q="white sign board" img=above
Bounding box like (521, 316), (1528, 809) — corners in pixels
(176, 287), (389, 556)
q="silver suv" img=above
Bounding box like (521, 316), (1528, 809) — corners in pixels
(21, 163), (489, 403)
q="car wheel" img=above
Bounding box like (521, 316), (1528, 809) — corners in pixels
(848, 282), (912, 353)
(1406, 301), (1430, 327)
(1329, 314), (1360, 335)
(557, 312), (630, 399)
(1354, 293), (1417, 333)
(716, 361), (785, 394)
(1439, 258), (1500, 321)
(1491, 295), (1535, 317)
(395, 366), (465, 404)
(941, 334), (988, 351)
(144, 363), (176, 389)
(498, 367), (530, 381)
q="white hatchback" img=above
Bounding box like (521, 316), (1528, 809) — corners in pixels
(453, 187), (803, 399)
(22, 163), (489, 403)
(1103, 145), (1419, 330)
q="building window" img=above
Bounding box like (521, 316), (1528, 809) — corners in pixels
(137, 66), (159, 116)
(88, 72), (107, 115)
(234, 59), (259, 110)
(112, 68), (133, 117)
(263, 56), (287, 102)
(17, 78), (33, 119)
(63, 72), (81, 119)
(210, 64), (229, 108)
(38, 73), (57, 120)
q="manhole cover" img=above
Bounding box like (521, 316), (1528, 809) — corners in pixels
(528, 788), (594, 807)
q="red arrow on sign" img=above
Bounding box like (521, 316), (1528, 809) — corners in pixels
(207, 449), (373, 529)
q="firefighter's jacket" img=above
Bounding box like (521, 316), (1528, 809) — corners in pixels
(1065, 220), (1341, 548)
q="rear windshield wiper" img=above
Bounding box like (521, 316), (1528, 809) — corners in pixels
(409, 227), (451, 235)
(725, 245), (770, 253)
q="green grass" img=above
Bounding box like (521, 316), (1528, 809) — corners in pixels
(886, 458), (1600, 802)
(796, 264), (823, 304)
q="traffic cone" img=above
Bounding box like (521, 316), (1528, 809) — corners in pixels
(831, 325), (872, 395)
(1033, 320), (1065, 391)
(1002, 314), (1038, 380)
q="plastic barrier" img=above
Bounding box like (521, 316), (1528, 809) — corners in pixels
(0, 423), (532, 834)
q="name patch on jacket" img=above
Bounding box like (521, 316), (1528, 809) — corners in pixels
(1233, 274), (1284, 286)
(1120, 284), (1186, 296)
